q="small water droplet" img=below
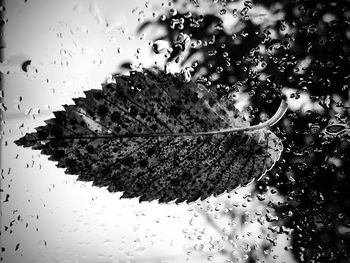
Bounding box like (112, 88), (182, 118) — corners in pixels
(240, 7), (249, 16)
(169, 8), (177, 16)
(244, 1), (253, 9)
(152, 40), (170, 54)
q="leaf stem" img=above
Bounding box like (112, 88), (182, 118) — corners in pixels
(190, 99), (288, 135)
(17, 100), (288, 143)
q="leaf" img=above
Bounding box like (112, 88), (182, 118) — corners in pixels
(15, 69), (286, 203)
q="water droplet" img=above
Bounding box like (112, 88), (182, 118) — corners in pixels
(184, 11), (192, 18)
(244, 1), (253, 9)
(21, 60), (32, 72)
(240, 7), (249, 17)
(174, 33), (191, 51)
(169, 8), (177, 16)
(152, 40), (170, 54)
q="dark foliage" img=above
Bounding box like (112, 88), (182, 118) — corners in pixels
(140, 0), (350, 261)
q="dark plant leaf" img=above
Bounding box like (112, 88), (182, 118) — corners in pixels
(15, 69), (285, 203)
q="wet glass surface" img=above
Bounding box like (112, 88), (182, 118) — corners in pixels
(1, 0), (349, 262)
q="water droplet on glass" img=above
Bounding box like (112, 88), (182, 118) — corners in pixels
(152, 40), (170, 54)
(169, 8), (177, 16)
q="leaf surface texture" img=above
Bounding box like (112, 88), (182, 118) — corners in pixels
(16, 70), (282, 203)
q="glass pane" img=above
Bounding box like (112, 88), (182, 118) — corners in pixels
(1, 0), (349, 262)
